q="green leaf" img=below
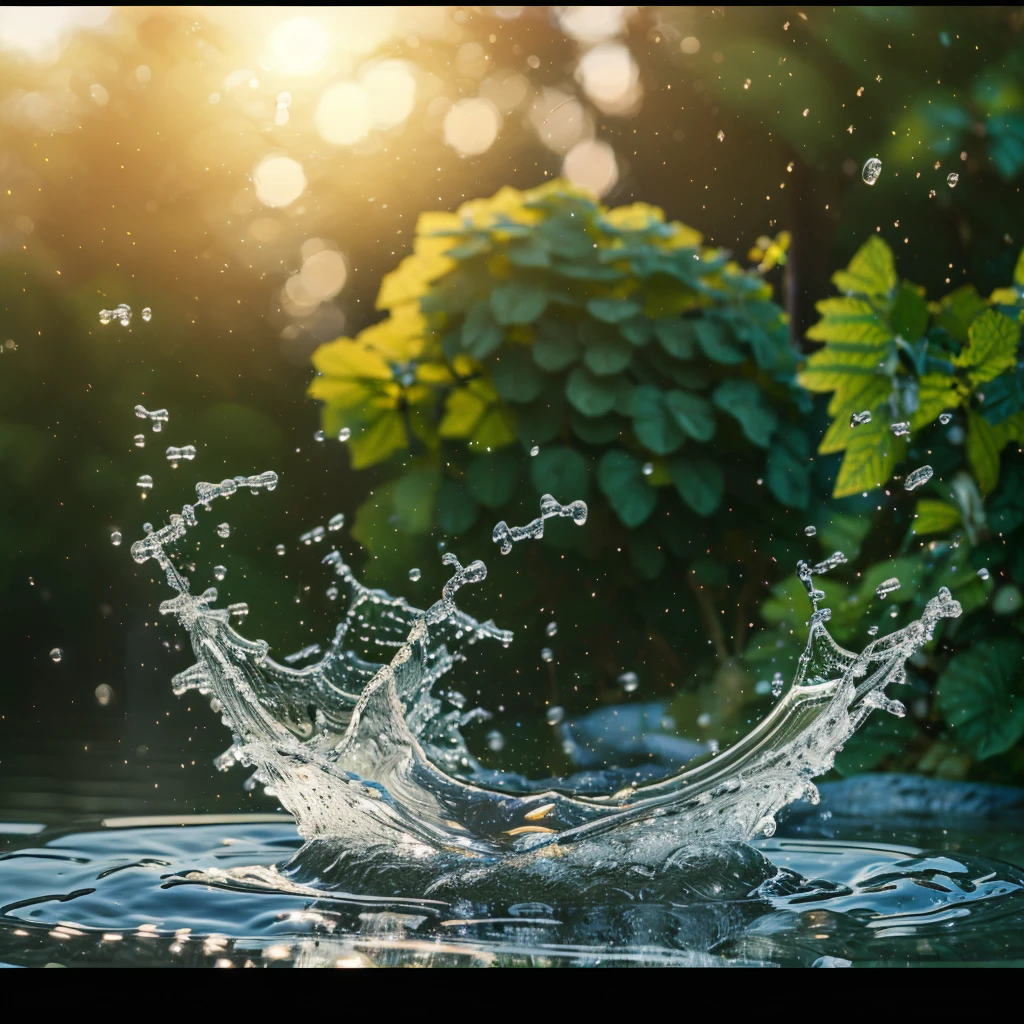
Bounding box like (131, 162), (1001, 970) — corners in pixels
(954, 309), (1020, 386)
(668, 456), (724, 516)
(911, 373), (961, 430)
(619, 317), (652, 346)
(532, 321), (580, 371)
(633, 396), (685, 455)
(981, 367), (1024, 424)
(490, 282), (548, 326)
(913, 499), (962, 536)
(466, 450), (521, 507)
(516, 392), (565, 446)
(586, 297), (643, 323)
(692, 320), (745, 364)
(817, 510), (872, 563)
(508, 238), (551, 268)
(598, 449), (658, 527)
(583, 334), (633, 375)
(665, 389), (716, 442)
(936, 639), (1024, 760)
(799, 345), (890, 392)
(348, 411), (408, 469)
(1015, 246), (1024, 288)
(712, 379), (778, 447)
(967, 410), (1004, 494)
(889, 282), (928, 342)
(833, 417), (901, 498)
(930, 284), (987, 344)
(653, 318), (696, 359)
(462, 301), (503, 359)
(436, 479), (479, 535)
(566, 366), (618, 417)
(490, 348), (544, 403)
(765, 427), (810, 508)
(627, 530), (666, 580)
(806, 296), (892, 346)
(391, 468), (440, 533)
(530, 446), (590, 499)
(570, 412), (621, 444)
(831, 236), (897, 299)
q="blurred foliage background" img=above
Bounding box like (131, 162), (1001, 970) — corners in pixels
(1, 5), (1023, 818)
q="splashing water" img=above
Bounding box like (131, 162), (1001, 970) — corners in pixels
(850, 410), (872, 427)
(99, 303), (132, 326)
(891, 422), (910, 437)
(492, 494), (588, 555)
(166, 445), (197, 463)
(135, 405), (169, 432)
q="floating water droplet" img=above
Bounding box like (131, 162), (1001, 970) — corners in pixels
(327, 513), (345, 531)
(313, 430), (325, 442)
(338, 427), (351, 442)
(136, 474), (153, 490)
(276, 544), (286, 556)
(133, 434), (145, 447)
(530, 445), (539, 457)
(891, 421), (910, 437)
(861, 157), (882, 185)
(213, 565), (227, 581)
(804, 525), (817, 537)
(875, 577), (901, 599)
(99, 303), (132, 326)
(696, 712), (712, 728)
(939, 412), (953, 425)
(216, 523), (230, 538)
(408, 568), (421, 582)
(771, 671), (784, 698)
(618, 671), (639, 693)
(867, 625), (879, 636)
(546, 705), (565, 726)
(540, 647), (554, 663)
(326, 585), (339, 601)
(641, 462), (654, 476)
(227, 602), (248, 619)
(283, 644), (321, 665)
(50, 647), (62, 663)
(492, 494), (588, 555)
(903, 465), (934, 491)
(166, 445), (196, 463)
(716, 129), (725, 142)
(94, 683), (114, 706)
(300, 526), (326, 545)
(889, 607), (899, 618)
(134, 405), (169, 432)
(850, 410), (872, 427)
(110, 530), (122, 546)
(946, 172), (959, 188)
(546, 621), (558, 637)
(977, 567), (990, 581)
(141, 307), (152, 323)
(486, 730), (505, 752)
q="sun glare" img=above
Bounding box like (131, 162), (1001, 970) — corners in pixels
(263, 17), (328, 77)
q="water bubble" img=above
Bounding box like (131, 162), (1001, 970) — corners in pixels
(891, 421), (911, 437)
(213, 565), (227, 581)
(642, 462), (654, 476)
(618, 671), (639, 693)
(804, 525), (817, 537)
(861, 157), (882, 185)
(875, 577), (901, 599)
(338, 427), (351, 442)
(867, 625), (879, 636)
(771, 671), (784, 698)
(216, 523), (230, 539)
(275, 544), (286, 556)
(314, 430), (325, 442)
(136, 474), (153, 491)
(328, 513), (345, 531)
(408, 568), (421, 582)
(50, 648), (62, 663)
(110, 530), (122, 546)
(486, 730), (505, 752)
(947, 172), (959, 188)
(541, 647), (554, 663)
(977, 567), (990, 581)
(133, 434), (146, 447)
(850, 410), (872, 427)
(939, 412), (953, 425)
(903, 465), (934, 491)
(546, 706), (565, 726)
(166, 445), (196, 463)
(94, 683), (114, 706)
(530, 445), (539, 457)
(546, 621), (558, 637)
(326, 585), (339, 601)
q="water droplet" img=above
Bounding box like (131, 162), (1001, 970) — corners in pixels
(95, 683), (114, 706)
(50, 648), (62, 662)
(875, 577), (901, 599)
(165, 445), (196, 462)
(771, 671), (784, 698)
(217, 523), (230, 538)
(850, 410), (872, 427)
(300, 526), (326, 545)
(977, 567), (990, 581)
(213, 565), (227, 581)
(327, 513), (345, 531)
(486, 730), (505, 752)
(716, 129), (725, 142)
(861, 157), (882, 185)
(642, 462), (654, 476)
(546, 706), (565, 726)
(134, 405), (169, 432)
(891, 421), (910, 437)
(540, 647), (554, 663)
(530, 445), (539, 457)
(903, 465), (934, 491)
(228, 602), (248, 619)
(889, 607), (899, 618)
(408, 568), (421, 582)
(110, 530), (122, 546)
(133, 434), (145, 448)
(804, 525), (817, 537)
(546, 621), (558, 637)
(338, 427), (351, 442)
(275, 544), (286, 556)
(618, 671), (639, 693)
(99, 303), (132, 326)
(867, 625), (879, 636)
(326, 585), (339, 601)
(939, 412), (953, 425)
(313, 430), (325, 442)
(946, 172), (959, 188)
(136, 474), (153, 490)
(696, 711), (712, 728)
(141, 307), (152, 322)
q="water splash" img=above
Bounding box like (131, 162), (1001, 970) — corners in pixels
(135, 405), (169, 432)
(492, 494), (588, 555)
(850, 410), (872, 427)
(166, 445), (197, 463)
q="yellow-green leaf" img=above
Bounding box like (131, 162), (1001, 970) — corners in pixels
(954, 309), (1019, 386)
(348, 411), (408, 469)
(806, 296), (892, 346)
(913, 499), (962, 535)
(471, 405), (517, 449)
(799, 345), (888, 392)
(831, 236), (897, 300)
(819, 378), (890, 453)
(833, 417), (902, 498)
(911, 374), (962, 430)
(311, 338), (392, 381)
(1015, 246), (1024, 288)
(439, 387), (487, 439)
